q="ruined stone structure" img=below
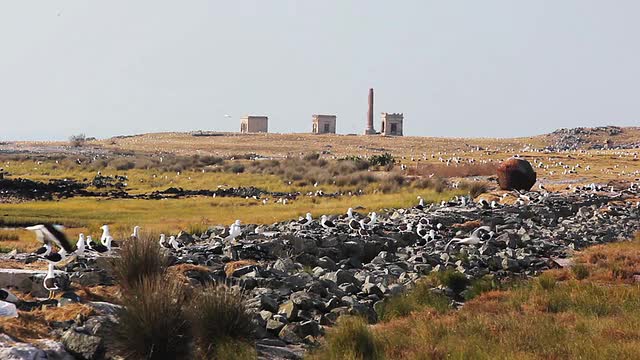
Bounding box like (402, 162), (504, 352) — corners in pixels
(312, 115), (337, 134)
(380, 113), (403, 136)
(240, 116), (268, 133)
(364, 88), (376, 135)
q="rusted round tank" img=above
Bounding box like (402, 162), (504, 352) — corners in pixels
(497, 158), (537, 191)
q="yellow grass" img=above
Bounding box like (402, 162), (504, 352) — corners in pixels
(0, 188), (462, 252)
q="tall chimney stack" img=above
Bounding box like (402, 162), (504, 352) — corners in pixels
(364, 88), (376, 134)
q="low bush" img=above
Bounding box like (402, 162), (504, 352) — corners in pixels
(376, 280), (450, 321)
(226, 163), (246, 174)
(436, 269), (471, 294)
(465, 275), (501, 300)
(69, 134), (87, 147)
(572, 264), (590, 280)
(369, 152), (394, 167)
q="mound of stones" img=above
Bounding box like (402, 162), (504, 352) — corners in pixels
(547, 126), (639, 150)
(0, 177), (89, 201)
(3, 187), (639, 359)
(159, 188), (639, 354)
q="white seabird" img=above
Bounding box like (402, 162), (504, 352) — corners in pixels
(131, 226), (141, 240)
(297, 213), (313, 227)
(43, 263), (60, 299)
(444, 226), (492, 251)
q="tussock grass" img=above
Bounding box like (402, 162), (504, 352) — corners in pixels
(114, 275), (190, 360)
(462, 180), (491, 198)
(187, 284), (255, 357)
(112, 235), (168, 292)
(310, 316), (381, 360)
(375, 280), (450, 322)
(313, 234), (640, 360)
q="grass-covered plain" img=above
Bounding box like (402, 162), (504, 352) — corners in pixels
(0, 153), (466, 251)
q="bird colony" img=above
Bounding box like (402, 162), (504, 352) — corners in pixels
(2, 181), (639, 358)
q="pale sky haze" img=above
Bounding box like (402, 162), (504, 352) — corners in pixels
(0, 1), (638, 140)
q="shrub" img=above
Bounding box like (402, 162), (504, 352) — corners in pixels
(369, 152), (394, 167)
(304, 153), (321, 161)
(226, 163), (245, 174)
(110, 158), (136, 171)
(537, 273), (557, 291)
(208, 339), (256, 360)
(316, 316), (381, 360)
(376, 280), (450, 321)
(112, 235), (168, 292)
(572, 264), (590, 280)
(436, 269), (471, 294)
(433, 177), (448, 193)
(69, 134), (87, 147)
(187, 284), (255, 357)
(114, 276), (190, 360)
(466, 181), (490, 198)
(464, 275), (501, 300)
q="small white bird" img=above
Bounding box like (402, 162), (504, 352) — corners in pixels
(444, 226), (492, 251)
(169, 236), (184, 251)
(100, 225), (110, 245)
(131, 226), (141, 240)
(158, 234), (168, 248)
(346, 208), (354, 219)
(76, 234), (86, 257)
(224, 220), (242, 242)
(87, 235), (109, 254)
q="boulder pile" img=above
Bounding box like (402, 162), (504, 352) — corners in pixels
(3, 186), (639, 359)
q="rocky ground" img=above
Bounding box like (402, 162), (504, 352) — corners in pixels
(2, 184), (639, 359)
(546, 126), (640, 151)
(0, 175), (304, 203)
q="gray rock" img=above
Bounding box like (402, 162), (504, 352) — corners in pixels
(279, 324), (302, 344)
(0, 334), (48, 360)
(61, 329), (102, 360)
(278, 301), (298, 321)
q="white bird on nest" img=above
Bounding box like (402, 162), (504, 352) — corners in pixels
(320, 215), (336, 230)
(444, 226), (493, 251)
(100, 225), (118, 248)
(224, 220), (242, 242)
(297, 213), (313, 227)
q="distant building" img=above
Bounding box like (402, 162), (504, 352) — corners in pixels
(240, 116), (268, 133)
(312, 115), (337, 134)
(380, 113), (403, 136)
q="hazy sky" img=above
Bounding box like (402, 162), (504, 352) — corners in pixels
(1, 1), (639, 141)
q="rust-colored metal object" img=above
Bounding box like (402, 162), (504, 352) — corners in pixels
(497, 158), (537, 191)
